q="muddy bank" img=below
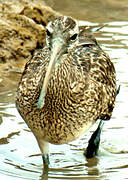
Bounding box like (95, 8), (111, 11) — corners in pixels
(0, 0), (60, 73)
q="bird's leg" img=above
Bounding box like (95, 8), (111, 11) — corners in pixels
(116, 85), (120, 96)
(85, 120), (104, 158)
(85, 85), (120, 158)
(42, 153), (49, 166)
(35, 138), (50, 167)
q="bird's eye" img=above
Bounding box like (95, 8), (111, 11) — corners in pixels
(46, 29), (51, 37)
(70, 33), (78, 41)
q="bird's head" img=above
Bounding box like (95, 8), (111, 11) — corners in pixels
(37, 16), (79, 109)
(46, 16), (79, 48)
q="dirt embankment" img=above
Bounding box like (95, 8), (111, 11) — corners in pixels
(0, 0), (60, 72)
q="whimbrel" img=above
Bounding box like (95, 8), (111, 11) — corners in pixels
(16, 16), (117, 167)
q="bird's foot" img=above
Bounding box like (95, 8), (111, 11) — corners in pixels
(84, 120), (104, 158)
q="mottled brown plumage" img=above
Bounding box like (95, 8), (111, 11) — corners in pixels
(16, 16), (116, 165)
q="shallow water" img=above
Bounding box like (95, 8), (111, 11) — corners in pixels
(1, 0), (128, 179)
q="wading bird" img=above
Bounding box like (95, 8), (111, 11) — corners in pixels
(16, 16), (117, 167)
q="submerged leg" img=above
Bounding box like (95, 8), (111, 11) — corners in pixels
(35, 138), (50, 167)
(85, 120), (104, 158)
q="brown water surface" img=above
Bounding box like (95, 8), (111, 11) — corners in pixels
(0, 0), (128, 179)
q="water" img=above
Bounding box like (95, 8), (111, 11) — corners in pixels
(0, 0), (128, 179)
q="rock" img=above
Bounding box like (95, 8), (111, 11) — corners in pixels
(0, 0), (60, 66)
(0, 14), (46, 63)
(20, 5), (60, 26)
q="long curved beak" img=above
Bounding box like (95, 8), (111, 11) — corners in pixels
(37, 38), (65, 109)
